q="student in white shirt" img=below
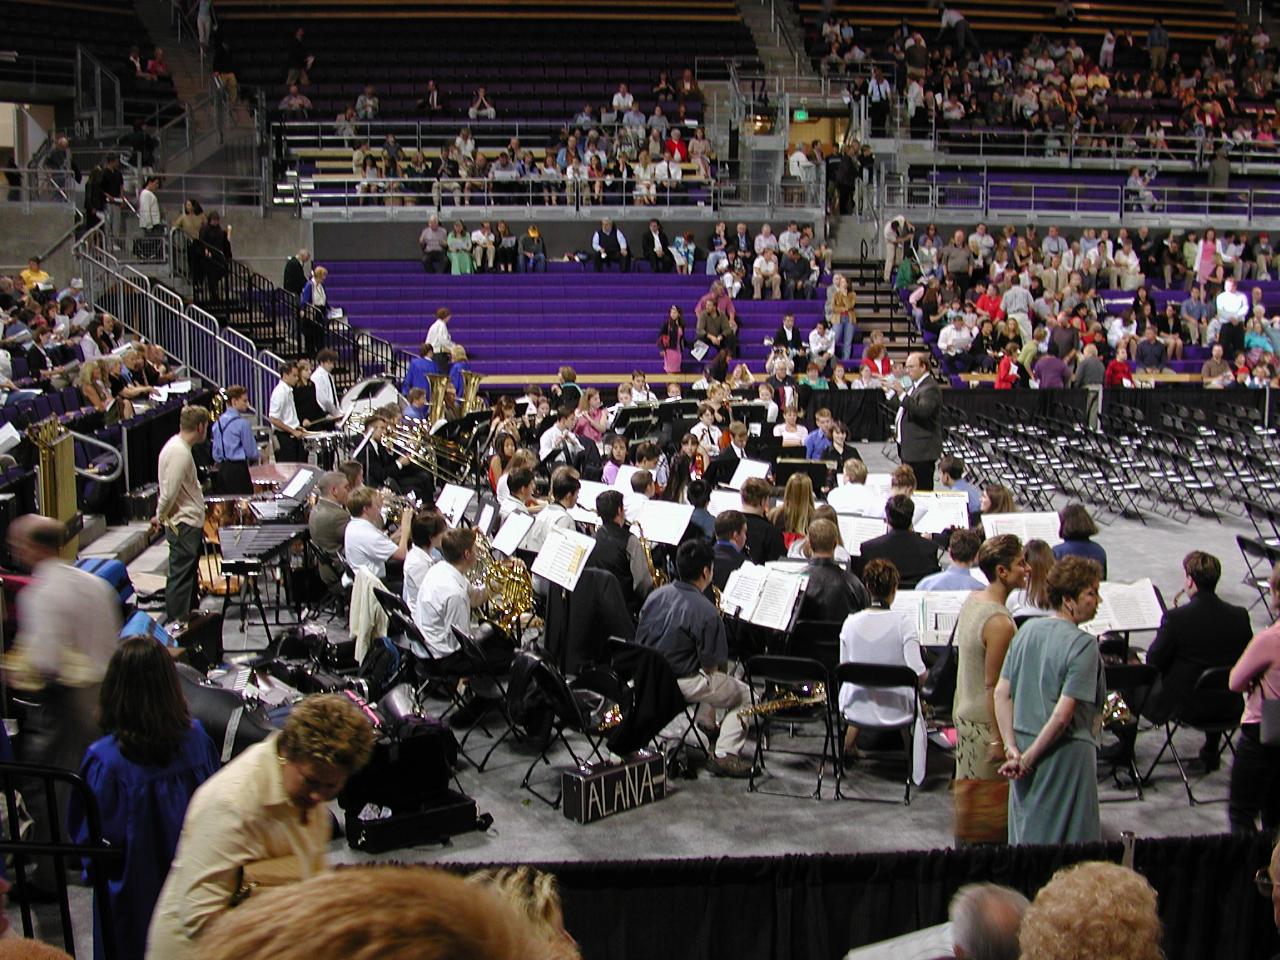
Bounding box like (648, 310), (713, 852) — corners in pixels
(268, 362), (306, 462)
(499, 467), (535, 521)
(629, 371), (655, 403)
(808, 319), (836, 374)
(825, 458), (874, 514)
(773, 405), (809, 447)
(138, 174), (162, 230)
(311, 348), (341, 420)
(425, 307), (455, 369)
(402, 511), (446, 609)
(691, 403), (722, 460)
(623, 469), (655, 523)
(524, 469), (580, 553)
(342, 486), (413, 587)
(539, 406), (584, 462)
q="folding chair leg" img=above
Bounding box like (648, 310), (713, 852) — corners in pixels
(1168, 738), (1198, 805)
(1140, 723), (1176, 785)
(521, 730), (562, 808)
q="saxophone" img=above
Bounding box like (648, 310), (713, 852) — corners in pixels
(737, 682), (828, 721)
(634, 522), (668, 588)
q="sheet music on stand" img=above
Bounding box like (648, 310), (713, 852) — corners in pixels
(980, 512), (1063, 546)
(435, 484), (476, 528)
(531, 526), (596, 591)
(913, 492), (970, 536)
(612, 464), (641, 491)
(476, 503), (496, 535)
(491, 512), (535, 557)
(568, 506), (601, 527)
(707, 488), (742, 517)
(719, 562), (805, 632)
(1082, 578), (1166, 636)
(728, 458), (771, 490)
(889, 590), (975, 645)
(577, 479), (611, 511)
(631, 500), (694, 546)
(280, 466), (319, 501)
(836, 514), (887, 556)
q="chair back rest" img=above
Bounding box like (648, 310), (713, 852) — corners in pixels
(748, 654), (830, 688)
(835, 662), (920, 690)
(789, 620), (843, 674)
(1184, 665), (1245, 726)
(529, 652), (589, 730)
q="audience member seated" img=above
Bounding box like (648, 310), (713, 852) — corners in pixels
(1018, 862), (1163, 960)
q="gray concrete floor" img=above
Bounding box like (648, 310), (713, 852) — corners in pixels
(24, 441), (1268, 953)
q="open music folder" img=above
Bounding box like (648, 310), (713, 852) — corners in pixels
(836, 514), (887, 556)
(719, 562), (805, 632)
(631, 500), (694, 546)
(727, 458), (771, 490)
(979, 511), (1063, 546)
(491, 512), (535, 557)
(890, 590), (973, 646)
(435, 483), (476, 528)
(912, 491), (970, 536)
(1082, 578), (1165, 636)
(531, 526), (597, 591)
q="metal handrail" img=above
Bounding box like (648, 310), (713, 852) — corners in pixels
(279, 173), (823, 212)
(74, 45), (124, 137)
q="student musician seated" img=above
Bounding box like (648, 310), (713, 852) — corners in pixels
(413, 527), (507, 728)
(343, 485), (414, 594)
(917, 528), (985, 591)
(499, 466), (535, 521)
(740, 477), (786, 564)
(636, 539), (753, 778)
(838, 558), (929, 773)
(525, 468), (580, 554)
(585, 490), (653, 616)
(854, 494), (940, 589)
(798, 518), (870, 622)
(403, 511), (447, 610)
(539, 405), (584, 464)
(624, 469), (655, 523)
(712, 509), (748, 591)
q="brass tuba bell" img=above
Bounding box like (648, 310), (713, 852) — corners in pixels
(460, 369), (486, 415)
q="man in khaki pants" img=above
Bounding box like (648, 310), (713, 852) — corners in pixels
(635, 539), (753, 778)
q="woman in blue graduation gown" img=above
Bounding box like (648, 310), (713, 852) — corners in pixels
(66, 636), (219, 960)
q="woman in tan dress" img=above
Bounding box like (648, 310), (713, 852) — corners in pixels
(952, 534), (1027, 843)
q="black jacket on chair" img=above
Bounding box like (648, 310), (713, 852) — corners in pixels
(1144, 591), (1252, 722)
(854, 530), (940, 589)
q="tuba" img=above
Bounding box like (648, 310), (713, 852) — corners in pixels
(425, 373), (450, 425)
(460, 369), (486, 415)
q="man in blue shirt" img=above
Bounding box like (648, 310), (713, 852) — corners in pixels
(804, 407), (833, 460)
(939, 455), (982, 518)
(917, 528), (985, 591)
(212, 385), (259, 465)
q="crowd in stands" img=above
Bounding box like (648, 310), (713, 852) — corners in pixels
(893, 216), (1280, 388)
(824, 13), (1277, 156)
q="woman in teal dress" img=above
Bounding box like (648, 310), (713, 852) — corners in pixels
(447, 220), (474, 275)
(995, 555), (1106, 845)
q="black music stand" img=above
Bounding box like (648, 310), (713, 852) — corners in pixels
(657, 399), (700, 425)
(774, 458), (836, 489)
(217, 525), (307, 647)
(612, 404), (659, 440)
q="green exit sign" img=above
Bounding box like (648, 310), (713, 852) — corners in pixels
(793, 108), (809, 122)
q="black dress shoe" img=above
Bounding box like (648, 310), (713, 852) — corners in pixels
(1199, 750), (1221, 773)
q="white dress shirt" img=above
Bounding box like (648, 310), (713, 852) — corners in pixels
(310, 364), (340, 417)
(268, 379), (299, 430)
(138, 188), (161, 228)
(809, 328), (836, 357)
(938, 323), (974, 356)
(426, 318), (453, 353)
(13, 559), (120, 688)
(402, 544), (436, 608)
(343, 516), (397, 579)
(524, 502), (573, 552)
(414, 560), (472, 657)
(539, 423), (582, 460)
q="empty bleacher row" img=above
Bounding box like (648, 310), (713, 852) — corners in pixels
(322, 262), (837, 379)
(220, 10), (755, 123)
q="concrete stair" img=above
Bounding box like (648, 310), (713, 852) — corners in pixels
(131, 0), (207, 105)
(736, 0), (810, 78)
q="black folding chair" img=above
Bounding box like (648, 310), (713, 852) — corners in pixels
(452, 625), (519, 771)
(605, 637), (708, 776)
(787, 620), (843, 676)
(517, 650), (615, 808)
(744, 654), (836, 800)
(832, 662), (922, 805)
(1099, 662), (1156, 802)
(1237, 535), (1280, 619)
(1140, 666), (1242, 805)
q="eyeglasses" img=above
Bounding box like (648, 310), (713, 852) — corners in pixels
(1255, 867), (1274, 898)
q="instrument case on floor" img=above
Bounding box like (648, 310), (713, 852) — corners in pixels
(342, 789), (481, 853)
(125, 483), (159, 522)
(562, 750), (667, 824)
(278, 622), (358, 672)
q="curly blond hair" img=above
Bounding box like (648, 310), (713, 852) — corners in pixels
(1018, 861), (1163, 960)
(194, 866), (541, 960)
(469, 867), (580, 960)
(277, 694), (375, 773)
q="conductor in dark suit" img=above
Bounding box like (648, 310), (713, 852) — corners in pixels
(798, 518), (869, 621)
(886, 351), (943, 491)
(1143, 550), (1252, 770)
(854, 494), (940, 589)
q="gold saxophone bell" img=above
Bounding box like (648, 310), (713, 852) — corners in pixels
(737, 682), (828, 721)
(1103, 690), (1134, 727)
(635, 522), (668, 589)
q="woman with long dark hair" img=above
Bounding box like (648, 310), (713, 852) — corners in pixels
(66, 636), (220, 960)
(657, 305), (686, 374)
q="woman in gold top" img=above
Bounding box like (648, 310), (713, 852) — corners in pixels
(827, 272), (858, 362)
(952, 534), (1026, 844)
